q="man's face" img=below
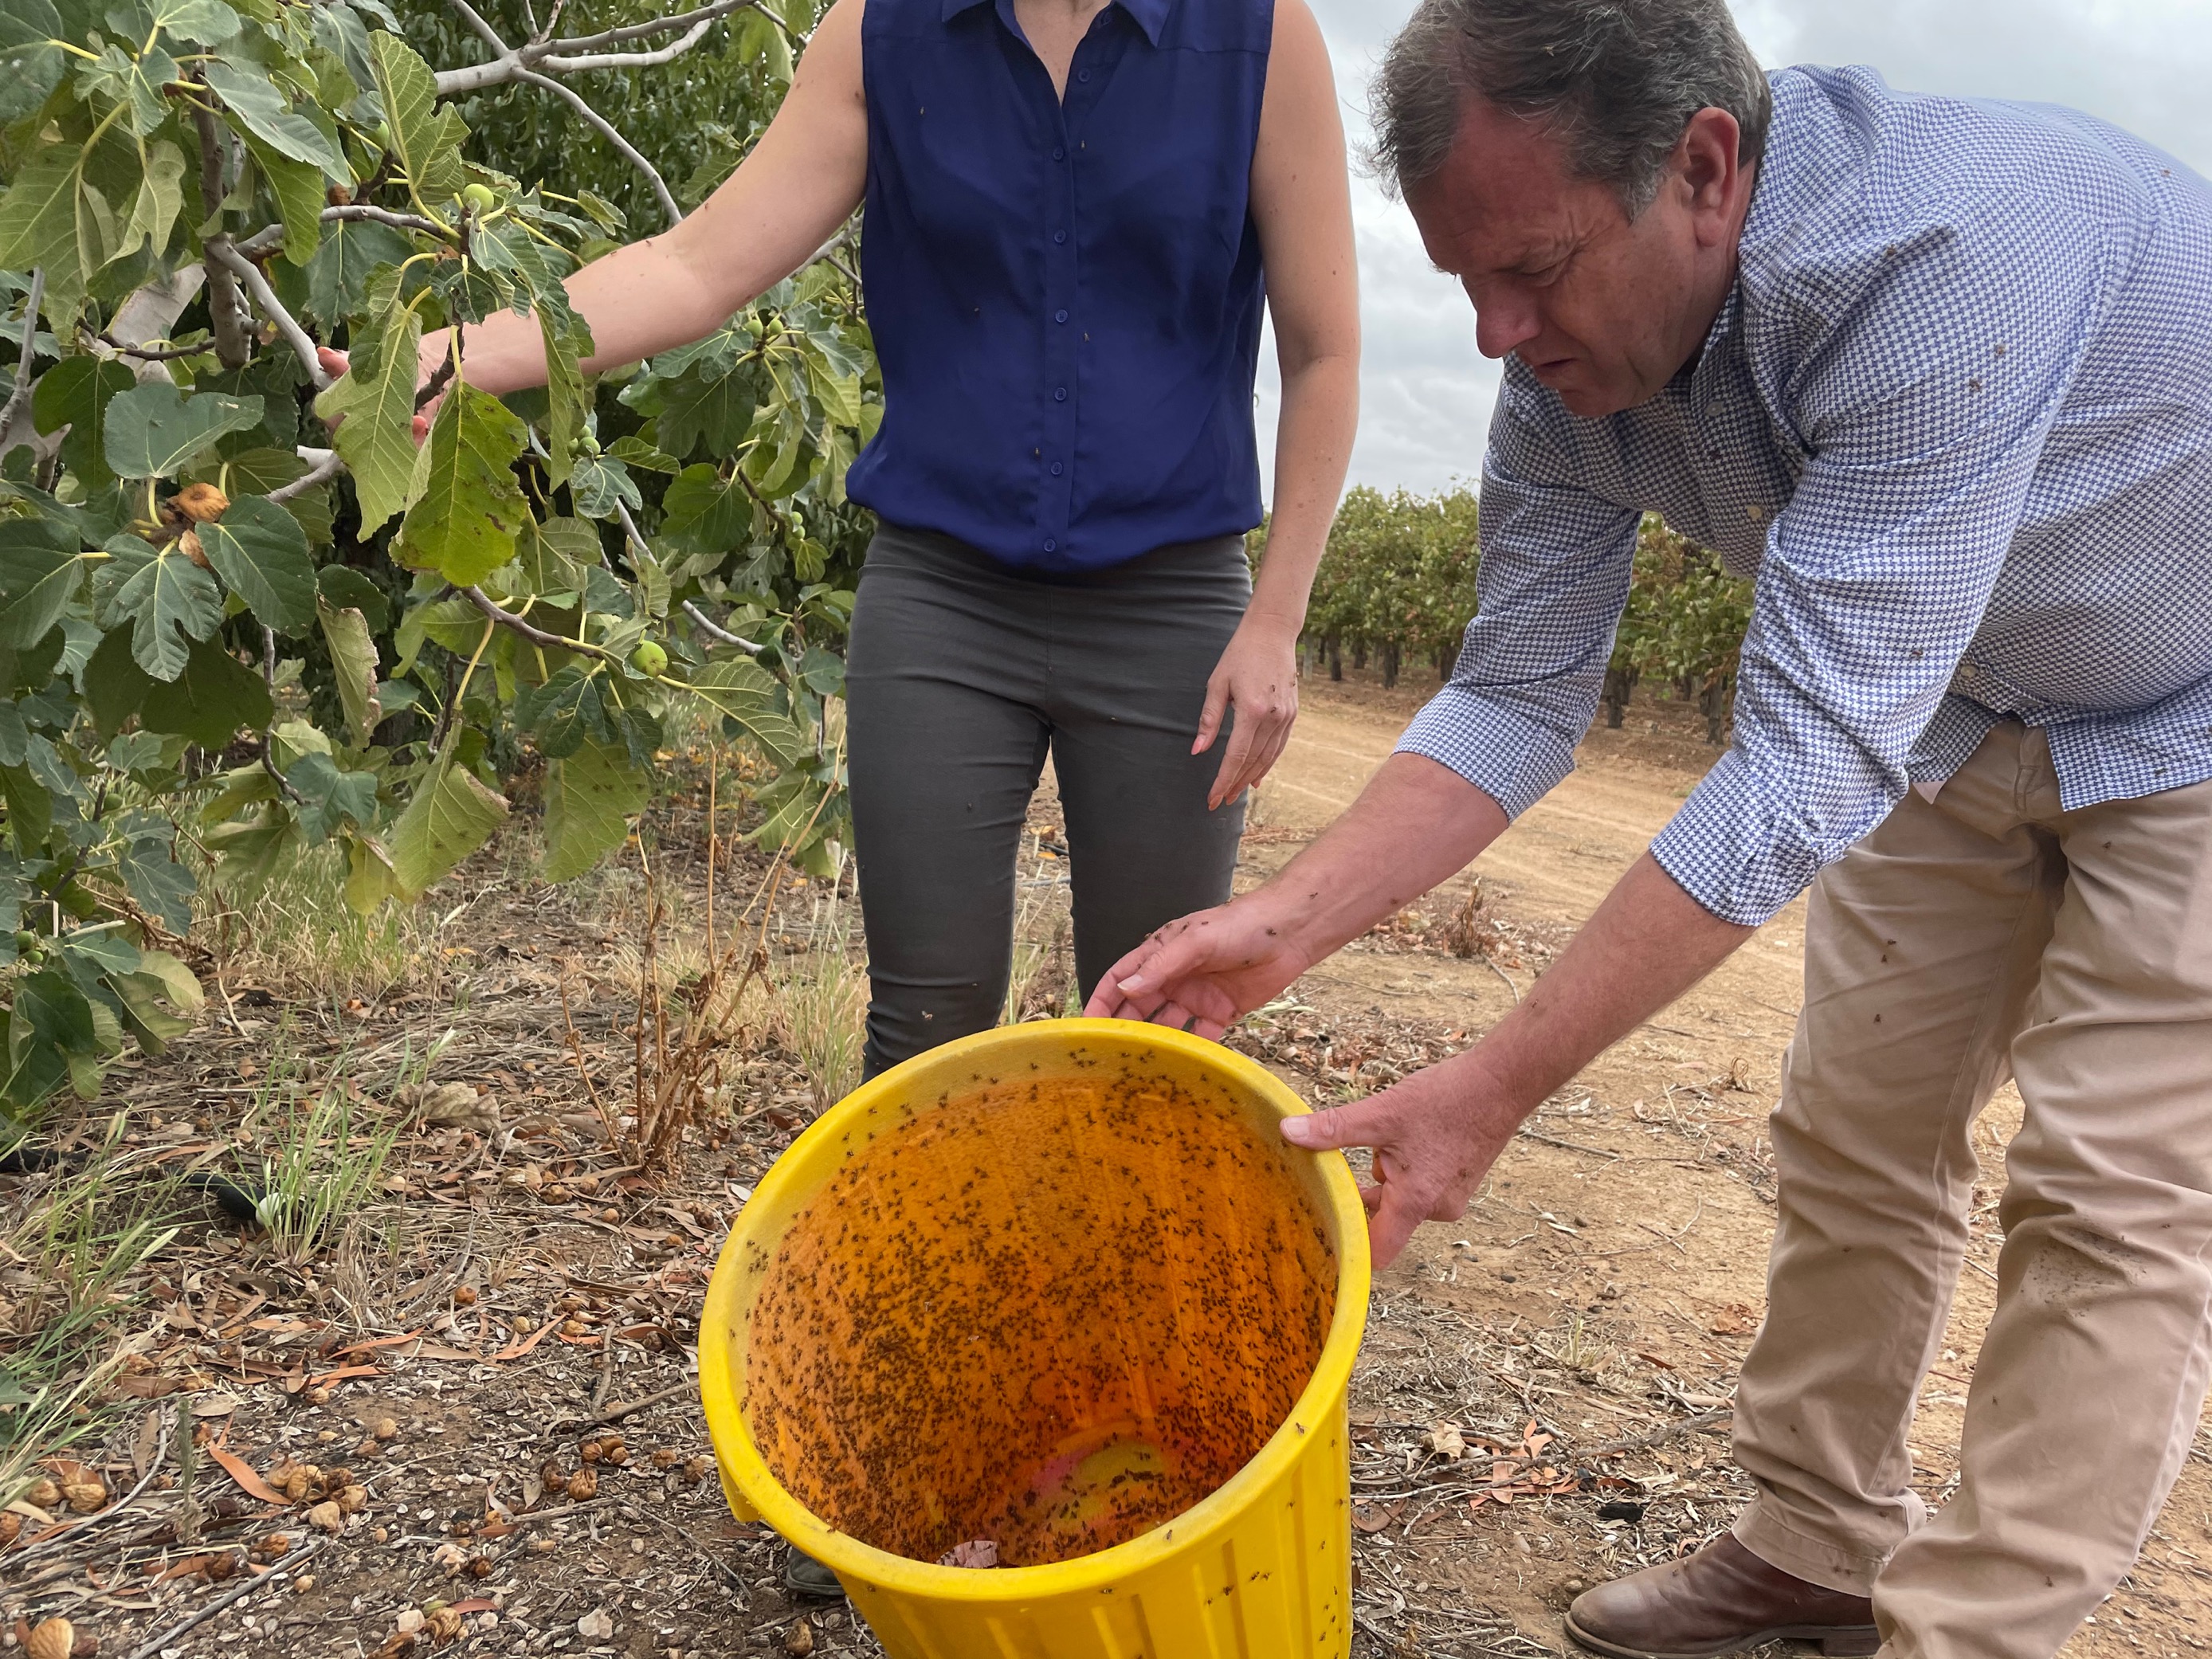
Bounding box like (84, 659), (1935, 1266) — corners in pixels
(1405, 100), (1745, 420)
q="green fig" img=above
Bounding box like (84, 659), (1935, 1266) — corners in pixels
(461, 182), (499, 216)
(630, 641), (669, 676)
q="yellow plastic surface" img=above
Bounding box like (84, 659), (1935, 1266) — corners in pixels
(698, 1019), (1371, 1659)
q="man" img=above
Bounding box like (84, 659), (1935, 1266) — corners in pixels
(1084, 2), (2212, 1656)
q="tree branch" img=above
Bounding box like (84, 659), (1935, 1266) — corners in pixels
(190, 91), (253, 371)
(0, 267), (48, 443)
(462, 586), (617, 660)
(445, 0), (512, 55)
(258, 626), (307, 806)
(431, 0), (680, 226)
(433, 0), (760, 96)
(513, 69), (683, 228)
(550, 0), (759, 55)
(539, 18), (714, 73)
(325, 203), (449, 236)
(235, 206), (447, 264)
(272, 447), (344, 504)
(682, 599), (763, 656)
(232, 224), (288, 260)
(206, 240), (334, 394)
(90, 332), (208, 363)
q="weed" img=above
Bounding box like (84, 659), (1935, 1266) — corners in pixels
(208, 843), (459, 1008)
(776, 910), (868, 1112)
(0, 1117), (179, 1503)
(236, 1041), (406, 1265)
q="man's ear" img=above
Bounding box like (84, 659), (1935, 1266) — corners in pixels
(1677, 107), (1743, 245)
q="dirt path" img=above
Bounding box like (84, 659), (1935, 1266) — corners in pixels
(11, 679), (2206, 1659)
(1253, 680), (2212, 1656)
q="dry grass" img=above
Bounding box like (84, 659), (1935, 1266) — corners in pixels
(206, 844), (470, 1009)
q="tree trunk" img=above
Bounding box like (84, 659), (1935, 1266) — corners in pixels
(1352, 640), (1368, 672)
(1328, 635), (1342, 681)
(1380, 641), (1401, 689)
(1700, 675), (1731, 745)
(191, 94), (254, 371)
(1602, 665), (1637, 729)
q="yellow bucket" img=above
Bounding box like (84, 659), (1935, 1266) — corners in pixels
(698, 1018), (1371, 1658)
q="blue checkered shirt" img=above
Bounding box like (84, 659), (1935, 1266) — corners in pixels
(1397, 65), (2212, 925)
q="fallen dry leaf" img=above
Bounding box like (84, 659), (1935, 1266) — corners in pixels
(1424, 1422), (1466, 1461)
(575, 1609), (614, 1640)
(203, 1439), (287, 1506)
(784, 1618), (814, 1657)
(26, 1618), (73, 1659)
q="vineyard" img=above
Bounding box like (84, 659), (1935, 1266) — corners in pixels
(1292, 486), (1755, 743)
(0, 0), (863, 1130)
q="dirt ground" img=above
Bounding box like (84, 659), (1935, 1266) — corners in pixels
(6, 668), (2210, 1659)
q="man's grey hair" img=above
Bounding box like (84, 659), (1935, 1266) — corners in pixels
(1374, 0), (1773, 215)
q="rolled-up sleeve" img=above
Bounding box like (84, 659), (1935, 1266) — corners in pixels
(1395, 386), (1640, 817)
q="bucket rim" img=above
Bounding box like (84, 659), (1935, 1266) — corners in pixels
(696, 1016), (1372, 1601)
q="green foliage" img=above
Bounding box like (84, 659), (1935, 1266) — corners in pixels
(1605, 515), (1755, 742)
(0, 0), (873, 1129)
(1298, 492), (1752, 743)
(1301, 484), (1481, 688)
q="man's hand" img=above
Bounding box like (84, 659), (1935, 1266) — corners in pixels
(1088, 754), (1512, 1034)
(1195, 613), (1301, 811)
(1084, 892), (1311, 1037)
(1276, 853), (1756, 1265)
(1281, 1053), (1521, 1265)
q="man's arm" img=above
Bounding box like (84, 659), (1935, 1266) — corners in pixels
(1088, 380), (1642, 1028)
(1103, 199), (2108, 1268)
(1088, 753), (1506, 1034)
(1281, 855), (1748, 1261)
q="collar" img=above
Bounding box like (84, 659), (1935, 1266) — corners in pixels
(940, 0), (1171, 47)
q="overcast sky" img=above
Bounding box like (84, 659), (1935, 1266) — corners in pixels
(1254, 0), (2212, 500)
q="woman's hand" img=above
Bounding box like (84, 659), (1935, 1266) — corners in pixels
(314, 346), (435, 442)
(1194, 611), (1301, 811)
(1279, 1053), (1523, 1266)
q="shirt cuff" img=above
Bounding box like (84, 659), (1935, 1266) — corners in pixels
(1648, 749), (1849, 926)
(1394, 684), (1583, 821)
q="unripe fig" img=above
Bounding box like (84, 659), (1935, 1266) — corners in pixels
(461, 182), (498, 215)
(629, 641), (669, 676)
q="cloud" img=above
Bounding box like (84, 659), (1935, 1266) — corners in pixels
(1258, 0), (2212, 502)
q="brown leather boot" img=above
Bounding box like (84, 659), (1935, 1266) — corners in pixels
(1566, 1534), (1880, 1659)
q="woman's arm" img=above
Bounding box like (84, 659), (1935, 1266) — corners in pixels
(418, 0), (870, 395)
(1194, 0), (1359, 810)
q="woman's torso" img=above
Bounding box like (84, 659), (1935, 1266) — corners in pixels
(845, 0), (1275, 573)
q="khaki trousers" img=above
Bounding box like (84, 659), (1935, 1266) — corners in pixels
(1729, 723), (2212, 1659)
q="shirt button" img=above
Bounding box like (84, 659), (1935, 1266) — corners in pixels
(1054, 386), (1068, 402)
(1053, 146), (1065, 161)
(1054, 308), (1069, 324)
(1044, 539), (1057, 553)
(1053, 229), (1068, 245)
(1077, 69), (1090, 82)
(1050, 461), (1064, 476)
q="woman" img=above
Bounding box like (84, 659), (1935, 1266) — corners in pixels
(355, 0), (1357, 1079)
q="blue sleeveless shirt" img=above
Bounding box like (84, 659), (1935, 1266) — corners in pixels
(845, 0), (1274, 572)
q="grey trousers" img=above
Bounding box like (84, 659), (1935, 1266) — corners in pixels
(843, 523), (1251, 1077)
